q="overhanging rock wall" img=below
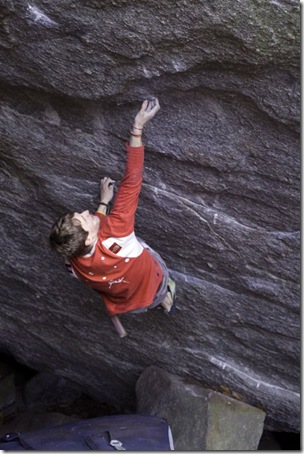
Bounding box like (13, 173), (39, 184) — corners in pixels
(0, 0), (300, 432)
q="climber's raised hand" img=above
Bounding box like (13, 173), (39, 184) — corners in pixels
(133, 98), (160, 130)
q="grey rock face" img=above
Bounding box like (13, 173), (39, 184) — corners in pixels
(0, 412), (79, 437)
(0, 411), (78, 436)
(23, 372), (82, 411)
(136, 366), (266, 450)
(0, 367), (16, 423)
(0, 0), (300, 432)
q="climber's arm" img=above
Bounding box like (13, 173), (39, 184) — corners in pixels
(129, 98), (160, 147)
(102, 99), (160, 236)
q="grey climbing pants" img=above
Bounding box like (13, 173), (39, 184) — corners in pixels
(128, 239), (169, 314)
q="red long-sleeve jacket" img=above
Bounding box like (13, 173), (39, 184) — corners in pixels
(70, 143), (163, 316)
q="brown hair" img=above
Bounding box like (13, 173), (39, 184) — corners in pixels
(49, 212), (91, 258)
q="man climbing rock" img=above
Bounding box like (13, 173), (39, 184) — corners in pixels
(49, 98), (176, 332)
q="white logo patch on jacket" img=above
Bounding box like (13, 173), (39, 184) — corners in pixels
(102, 232), (143, 258)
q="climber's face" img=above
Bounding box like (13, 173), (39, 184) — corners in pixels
(73, 210), (100, 247)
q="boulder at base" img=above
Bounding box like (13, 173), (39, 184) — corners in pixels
(136, 366), (266, 451)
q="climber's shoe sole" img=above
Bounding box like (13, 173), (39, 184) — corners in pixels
(164, 278), (177, 315)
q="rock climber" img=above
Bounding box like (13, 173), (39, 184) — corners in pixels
(48, 98), (176, 331)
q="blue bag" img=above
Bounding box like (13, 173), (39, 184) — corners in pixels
(0, 414), (174, 450)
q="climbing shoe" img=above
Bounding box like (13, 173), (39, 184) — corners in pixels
(160, 278), (176, 314)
